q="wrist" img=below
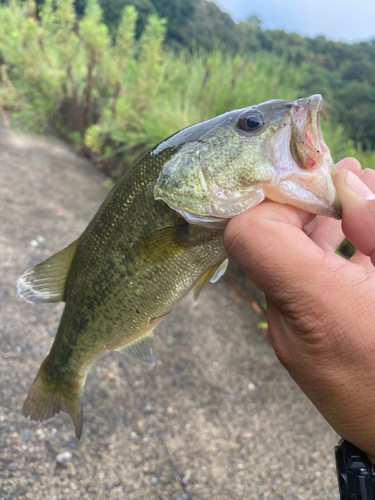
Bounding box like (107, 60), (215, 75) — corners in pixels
(335, 439), (375, 499)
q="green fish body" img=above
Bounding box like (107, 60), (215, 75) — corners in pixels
(18, 95), (340, 437)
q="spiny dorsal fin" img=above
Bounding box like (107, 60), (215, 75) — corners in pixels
(210, 258), (228, 283)
(117, 332), (154, 366)
(17, 239), (79, 303)
(192, 260), (225, 305)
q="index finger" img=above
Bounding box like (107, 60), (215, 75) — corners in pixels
(303, 157), (363, 252)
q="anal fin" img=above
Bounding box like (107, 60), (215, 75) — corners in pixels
(117, 332), (154, 366)
(17, 239), (79, 303)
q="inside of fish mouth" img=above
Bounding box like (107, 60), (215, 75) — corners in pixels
(295, 104), (322, 153)
(311, 99), (323, 151)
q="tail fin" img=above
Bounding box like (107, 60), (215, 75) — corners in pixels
(22, 362), (83, 439)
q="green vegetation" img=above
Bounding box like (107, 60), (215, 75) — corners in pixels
(0, 0), (374, 182)
(93, 0), (375, 149)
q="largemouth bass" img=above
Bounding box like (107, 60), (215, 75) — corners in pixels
(17, 94), (340, 438)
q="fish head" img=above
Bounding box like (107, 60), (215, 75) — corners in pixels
(154, 94), (341, 227)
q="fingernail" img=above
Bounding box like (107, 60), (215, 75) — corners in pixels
(346, 171), (375, 200)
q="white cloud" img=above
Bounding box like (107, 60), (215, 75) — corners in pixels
(214, 0), (375, 43)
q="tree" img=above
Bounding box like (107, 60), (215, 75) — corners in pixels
(179, 0), (238, 52)
(99, 0), (154, 34)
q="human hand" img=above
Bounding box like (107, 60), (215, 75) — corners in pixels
(223, 158), (375, 463)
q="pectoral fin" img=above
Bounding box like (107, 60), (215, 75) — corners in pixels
(117, 332), (154, 366)
(136, 225), (191, 265)
(17, 239), (79, 303)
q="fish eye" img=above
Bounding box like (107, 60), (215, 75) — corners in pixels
(238, 110), (265, 133)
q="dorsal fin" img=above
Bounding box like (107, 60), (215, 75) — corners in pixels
(17, 239), (79, 303)
(117, 332), (154, 365)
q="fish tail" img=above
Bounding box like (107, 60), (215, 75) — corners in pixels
(22, 360), (83, 439)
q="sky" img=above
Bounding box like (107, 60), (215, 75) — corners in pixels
(213, 0), (375, 43)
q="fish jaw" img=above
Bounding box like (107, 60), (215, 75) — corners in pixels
(263, 166), (341, 219)
(263, 95), (341, 219)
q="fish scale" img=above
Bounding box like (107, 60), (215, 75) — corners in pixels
(49, 147), (226, 375)
(18, 142), (227, 437)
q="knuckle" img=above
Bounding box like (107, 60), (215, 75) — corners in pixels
(279, 293), (342, 354)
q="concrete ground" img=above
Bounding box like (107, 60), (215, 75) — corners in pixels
(0, 117), (340, 499)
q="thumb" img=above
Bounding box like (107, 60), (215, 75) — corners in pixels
(333, 170), (375, 262)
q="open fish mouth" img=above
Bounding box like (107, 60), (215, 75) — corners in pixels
(295, 95), (327, 152)
(264, 94), (341, 219)
(290, 95), (332, 172)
